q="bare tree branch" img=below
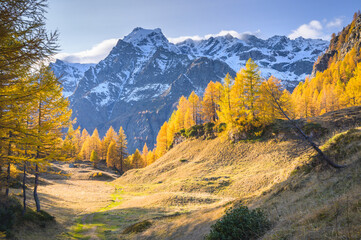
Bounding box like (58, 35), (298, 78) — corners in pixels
(264, 80), (347, 169)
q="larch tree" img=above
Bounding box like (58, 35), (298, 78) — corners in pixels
(79, 137), (91, 161)
(101, 126), (118, 160)
(155, 122), (168, 158)
(146, 150), (155, 165)
(188, 91), (200, 125)
(259, 77), (280, 125)
(0, 0), (58, 84)
(106, 141), (117, 169)
(291, 45), (360, 117)
(202, 81), (219, 122)
(184, 109), (193, 129)
(241, 58), (262, 123)
(89, 128), (101, 161)
(90, 150), (99, 165)
(116, 126), (128, 174)
(62, 124), (80, 161)
(142, 143), (149, 166)
(0, 0), (59, 192)
(176, 96), (189, 130)
(166, 113), (177, 149)
(231, 71), (246, 127)
(345, 63), (361, 106)
(217, 73), (235, 128)
(1, 90), (31, 197)
(80, 129), (90, 147)
(131, 149), (143, 169)
(29, 67), (71, 212)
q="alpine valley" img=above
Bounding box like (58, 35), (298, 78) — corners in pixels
(50, 28), (328, 151)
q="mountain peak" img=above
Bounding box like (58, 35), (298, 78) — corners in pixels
(121, 27), (173, 54)
(123, 27), (166, 44)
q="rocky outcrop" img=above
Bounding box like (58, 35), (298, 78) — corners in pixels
(312, 13), (361, 77)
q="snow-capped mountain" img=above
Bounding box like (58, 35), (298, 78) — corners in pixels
(50, 60), (95, 97)
(177, 34), (327, 84)
(51, 27), (328, 152)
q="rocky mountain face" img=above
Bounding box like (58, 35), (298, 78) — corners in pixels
(312, 13), (361, 76)
(49, 60), (95, 97)
(51, 28), (328, 152)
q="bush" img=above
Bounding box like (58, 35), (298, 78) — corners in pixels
(185, 125), (204, 138)
(204, 122), (216, 139)
(23, 209), (55, 222)
(204, 122), (215, 132)
(216, 123), (227, 133)
(205, 205), (270, 240)
(0, 196), (22, 233)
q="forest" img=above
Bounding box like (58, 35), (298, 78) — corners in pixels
(1, 0), (361, 239)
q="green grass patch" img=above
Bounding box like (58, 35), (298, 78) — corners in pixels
(100, 186), (124, 211)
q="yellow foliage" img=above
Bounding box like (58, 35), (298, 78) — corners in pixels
(291, 46), (360, 117)
(10, 164), (20, 178)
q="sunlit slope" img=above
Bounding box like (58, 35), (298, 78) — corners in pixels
(114, 106), (361, 239)
(118, 106), (360, 197)
(118, 136), (306, 199)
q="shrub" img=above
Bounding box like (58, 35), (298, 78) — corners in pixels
(179, 129), (186, 137)
(22, 208), (55, 228)
(216, 123), (227, 133)
(204, 122), (215, 132)
(0, 196), (22, 233)
(205, 205), (270, 240)
(185, 125), (204, 138)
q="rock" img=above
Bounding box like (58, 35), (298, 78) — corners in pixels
(69, 163), (77, 168)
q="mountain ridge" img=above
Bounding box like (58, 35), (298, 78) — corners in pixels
(51, 27), (328, 151)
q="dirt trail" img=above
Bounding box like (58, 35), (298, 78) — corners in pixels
(13, 162), (116, 240)
(82, 213), (99, 240)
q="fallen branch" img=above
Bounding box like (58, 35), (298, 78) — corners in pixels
(265, 81), (346, 169)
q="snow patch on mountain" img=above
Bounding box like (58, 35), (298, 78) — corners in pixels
(52, 28), (328, 98)
(50, 59), (95, 97)
(124, 83), (170, 102)
(50, 27), (329, 152)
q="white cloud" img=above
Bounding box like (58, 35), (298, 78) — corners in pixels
(54, 38), (118, 64)
(288, 20), (325, 39)
(326, 18), (343, 28)
(289, 18), (344, 40)
(53, 30), (263, 64)
(168, 30), (261, 44)
(167, 35), (204, 43)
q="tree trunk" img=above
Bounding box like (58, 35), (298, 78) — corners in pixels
(266, 83), (346, 169)
(33, 163), (41, 212)
(22, 163), (27, 215)
(5, 131), (12, 196)
(5, 162), (10, 196)
(34, 99), (42, 212)
(0, 163), (2, 194)
(120, 151), (124, 174)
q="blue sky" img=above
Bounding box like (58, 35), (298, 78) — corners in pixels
(46, 0), (359, 63)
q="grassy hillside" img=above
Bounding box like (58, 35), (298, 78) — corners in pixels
(9, 106), (360, 240)
(113, 106), (361, 239)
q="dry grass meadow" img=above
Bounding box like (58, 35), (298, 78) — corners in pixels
(10, 106), (361, 240)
